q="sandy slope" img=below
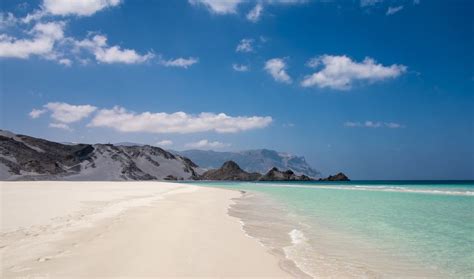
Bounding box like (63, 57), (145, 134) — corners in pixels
(0, 181), (290, 278)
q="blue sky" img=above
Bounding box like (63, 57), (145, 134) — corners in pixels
(1, 0), (473, 179)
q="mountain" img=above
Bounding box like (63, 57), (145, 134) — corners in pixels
(0, 130), (203, 181)
(200, 161), (262, 181)
(259, 167), (312, 181)
(200, 161), (313, 181)
(177, 149), (320, 178)
(319, 172), (350, 181)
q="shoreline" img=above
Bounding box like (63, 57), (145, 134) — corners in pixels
(1, 181), (291, 278)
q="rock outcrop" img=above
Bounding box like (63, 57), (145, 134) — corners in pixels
(199, 161), (313, 181)
(200, 161), (262, 181)
(177, 149), (320, 178)
(259, 167), (312, 181)
(319, 172), (350, 181)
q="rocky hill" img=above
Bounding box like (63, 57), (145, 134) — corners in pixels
(259, 167), (312, 181)
(200, 161), (262, 181)
(177, 149), (320, 178)
(319, 172), (350, 181)
(200, 161), (313, 181)
(0, 130), (203, 181)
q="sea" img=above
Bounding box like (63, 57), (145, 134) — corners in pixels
(192, 181), (474, 278)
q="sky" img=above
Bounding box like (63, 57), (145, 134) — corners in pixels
(0, 0), (473, 180)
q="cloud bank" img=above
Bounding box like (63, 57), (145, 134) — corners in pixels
(88, 106), (272, 134)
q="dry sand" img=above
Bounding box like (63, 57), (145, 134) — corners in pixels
(0, 181), (290, 278)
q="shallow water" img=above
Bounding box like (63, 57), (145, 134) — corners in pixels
(193, 181), (474, 278)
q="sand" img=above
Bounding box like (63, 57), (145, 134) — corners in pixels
(0, 181), (290, 278)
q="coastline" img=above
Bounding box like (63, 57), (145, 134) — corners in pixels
(0, 181), (290, 278)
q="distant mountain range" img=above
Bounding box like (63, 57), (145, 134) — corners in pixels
(0, 130), (326, 181)
(177, 149), (320, 178)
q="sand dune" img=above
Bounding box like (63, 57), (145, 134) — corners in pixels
(0, 181), (290, 278)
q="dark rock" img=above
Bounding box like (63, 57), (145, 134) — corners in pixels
(200, 161), (313, 181)
(259, 167), (313, 181)
(164, 175), (178, 181)
(199, 160), (262, 181)
(319, 172), (350, 181)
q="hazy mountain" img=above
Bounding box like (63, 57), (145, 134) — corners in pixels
(177, 149), (320, 178)
(0, 130), (203, 181)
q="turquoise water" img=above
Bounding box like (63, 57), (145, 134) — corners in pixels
(192, 181), (474, 278)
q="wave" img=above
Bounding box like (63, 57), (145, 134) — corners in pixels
(246, 183), (474, 196)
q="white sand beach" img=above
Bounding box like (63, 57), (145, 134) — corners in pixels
(0, 181), (290, 278)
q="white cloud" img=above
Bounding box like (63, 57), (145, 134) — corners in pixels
(344, 121), (404, 128)
(188, 0), (242, 14)
(159, 56), (199, 69)
(75, 35), (154, 64)
(264, 58), (292, 83)
(247, 4), (263, 22)
(185, 139), (230, 149)
(189, 0), (305, 15)
(236, 38), (254, 53)
(29, 108), (47, 119)
(386, 6), (403, 15)
(232, 63), (249, 72)
(88, 106), (273, 134)
(44, 102), (97, 123)
(301, 55), (406, 90)
(360, 0), (382, 7)
(385, 122), (404, 128)
(49, 122), (72, 131)
(0, 12), (19, 29)
(42, 0), (121, 16)
(155, 140), (173, 146)
(0, 21), (65, 59)
(305, 57), (321, 68)
(59, 58), (72, 66)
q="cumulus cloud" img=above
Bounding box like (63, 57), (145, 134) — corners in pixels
(19, 0), (121, 24)
(88, 106), (272, 134)
(36, 102), (98, 123)
(185, 139), (230, 149)
(188, 0), (242, 14)
(42, 0), (121, 17)
(264, 58), (292, 83)
(155, 140), (173, 146)
(344, 121), (405, 128)
(29, 108), (47, 119)
(236, 38), (254, 53)
(301, 55), (406, 90)
(247, 3), (263, 22)
(159, 56), (199, 69)
(386, 6), (403, 15)
(49, 122), (73, 131)
(232, 63), (249, 72)
(75, 35), (154, 64)
(0, 21), (65, 59)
